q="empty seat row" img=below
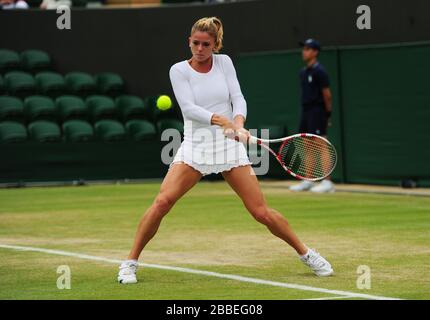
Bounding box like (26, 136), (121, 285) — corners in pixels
(0, 49), (51, 74)
(0, 94), (176, 123)
(0, 71), (124, 98)
(0, 118), (184, 143)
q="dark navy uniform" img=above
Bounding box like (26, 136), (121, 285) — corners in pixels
(298, 62), (330, 136)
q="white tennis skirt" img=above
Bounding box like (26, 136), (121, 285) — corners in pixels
(170, 136), (252, 176)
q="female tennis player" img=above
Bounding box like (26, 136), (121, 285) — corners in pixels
(118, 17), (333, 284)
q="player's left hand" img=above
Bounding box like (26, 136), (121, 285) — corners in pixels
(223, 126), (250, 143)
(234, 127), (250, 143)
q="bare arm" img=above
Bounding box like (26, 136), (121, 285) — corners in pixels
(233, 115), (245, 128)
(322, 87), (332, 114)
(322, 87), (332, 127)
(211, 114), (245, 129)
(211, 114), (249, 142)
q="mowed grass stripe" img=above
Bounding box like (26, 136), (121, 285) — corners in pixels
(0, 244), (400, 300)
(0, 182), (429, 299)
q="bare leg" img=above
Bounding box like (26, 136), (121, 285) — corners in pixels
(222, 165), (308, 255)
(128, 163), (202, 260)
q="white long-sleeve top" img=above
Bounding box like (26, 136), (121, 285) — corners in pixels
(169, 54), (247, 140)
(169, 54), (251, 172)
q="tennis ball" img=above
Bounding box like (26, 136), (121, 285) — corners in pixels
(156, 95), (172, 111)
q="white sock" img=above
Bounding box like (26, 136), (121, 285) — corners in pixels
(124, 259), (138, 264)
(299, 247), (310, 258)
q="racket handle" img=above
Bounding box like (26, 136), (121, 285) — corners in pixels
(248, 135), (259, 144)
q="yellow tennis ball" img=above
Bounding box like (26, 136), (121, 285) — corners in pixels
(156, 95), (172, 111)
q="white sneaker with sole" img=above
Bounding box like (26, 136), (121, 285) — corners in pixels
(300, 248), (333, 277)
(289, 180), (314, 192)
(118, 260), (138, 284)
(310, 180), (335, 193)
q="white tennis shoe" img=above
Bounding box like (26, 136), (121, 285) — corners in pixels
(310, 180), (335, 193)
(300, 248), (334, 277)
(118, 260), (138, 284)
(289, 180), (314, 191)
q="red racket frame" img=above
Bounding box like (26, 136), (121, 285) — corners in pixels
(247, 133), (337, 181)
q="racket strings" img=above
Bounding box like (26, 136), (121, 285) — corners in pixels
(278, 136), (337, 179)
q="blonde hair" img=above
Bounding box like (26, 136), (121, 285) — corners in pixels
(191, 17), (224, 53)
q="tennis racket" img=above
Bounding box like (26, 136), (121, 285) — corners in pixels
(245, 133), (337, 181)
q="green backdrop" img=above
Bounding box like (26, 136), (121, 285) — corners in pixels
(235, 41), (430, 187)
(0, 141), (167, 184)
(1, 42), (430, 186)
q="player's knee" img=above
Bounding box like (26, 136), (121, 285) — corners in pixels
(250, 205), (272, 225)
(152, 195), (175, 216)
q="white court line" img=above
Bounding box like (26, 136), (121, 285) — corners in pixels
(303, 295), (356, 300)
(0, 244), (401, 300)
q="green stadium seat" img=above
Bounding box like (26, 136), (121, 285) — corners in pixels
(65, 72), (96, 97)
(115, 95), (147, 121)
(125, 119), (157, 141)
(55, 95), (87, 121)
(28, 120), (61, 142)
(62, 120), (94, 142)
(4, 71), (36, 97)
(24, 95), (57, 121)
(0, 49), (20, 73)
(0, 121), (27, 143)
(0, 96), (24, 121)
(35, 72), (66, 98)
(95, 72), (124, 96)
(86, 95), (117, 121)
(94, 119), (126, 141)
(144, 95), (178, 121)
(20, 50), (51, 73)
(156, 118), (184, 134)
